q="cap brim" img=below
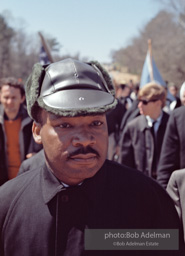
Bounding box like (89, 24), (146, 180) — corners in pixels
(41, 89), (115, 110)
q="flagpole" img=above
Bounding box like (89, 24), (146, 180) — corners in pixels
(38, 32), (54, 63)
(148, 39), (154, 81)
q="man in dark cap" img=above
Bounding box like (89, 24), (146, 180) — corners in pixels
(0, 59), (184, 256)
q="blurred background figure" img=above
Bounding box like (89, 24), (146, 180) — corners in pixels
(106, 80), (127, 161)
(130, 82), (140, 101)
(0, 77), (42, 185)
(127, 79), (134, 91)
(168, 82), (181, 110)
(116, 81), (133, 109)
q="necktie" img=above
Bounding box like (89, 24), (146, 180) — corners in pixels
(151, 121), (156, 139)
(151, 121), (157, 178)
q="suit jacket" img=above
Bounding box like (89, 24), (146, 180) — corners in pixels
(120, 111), (169, 178)
(0, 160), (184, 255)
(157, 106), (185, 188)
(167, 168), (185, 241)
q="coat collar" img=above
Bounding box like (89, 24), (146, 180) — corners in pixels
(139, 111), (167, 132)
(138, 115), (149, 132)
(41, 164), (65, 204)
(41, 160), (107, 204)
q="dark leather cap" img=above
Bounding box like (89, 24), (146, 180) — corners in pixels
(25, 58), (117, 121)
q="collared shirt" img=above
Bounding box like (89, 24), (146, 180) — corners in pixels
(146, 111), (163, 136)
(61, 181), (83, 187)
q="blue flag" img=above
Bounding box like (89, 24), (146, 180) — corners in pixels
(140, 51), (175, 102)
(39, 45), (50, 66)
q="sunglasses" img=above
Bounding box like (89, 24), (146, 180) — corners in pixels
(139, 99), (158, 105)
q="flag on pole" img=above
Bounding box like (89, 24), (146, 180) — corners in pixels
(38, 32), (54, 66)
(140, 40), (175, 102)
(140, 50), (166, 88)
(39, 45), (50, 65)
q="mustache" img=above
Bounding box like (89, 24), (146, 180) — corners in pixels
(68, 146), (100, 158)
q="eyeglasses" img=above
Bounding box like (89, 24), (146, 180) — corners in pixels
(139, 99), (158, 105)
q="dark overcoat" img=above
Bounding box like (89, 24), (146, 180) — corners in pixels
(157, 106), (185, 188)
(120, 111), (169, 177)
(0, 160), (183, 256)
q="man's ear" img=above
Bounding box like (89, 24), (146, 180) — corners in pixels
(32, 122), (42, 144)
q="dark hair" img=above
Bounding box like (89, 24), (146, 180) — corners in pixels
(0, 77), (25, 98)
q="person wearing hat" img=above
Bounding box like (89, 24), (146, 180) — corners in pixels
(0, 59), (184, 256)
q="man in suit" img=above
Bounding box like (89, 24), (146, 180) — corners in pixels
(0, 59), (183, 256)
(167, 169), (185, 242)
(120, 82), (169, 179)
(157, 106), (185, 188)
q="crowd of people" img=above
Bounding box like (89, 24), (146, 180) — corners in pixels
(0, 59), (185, 255)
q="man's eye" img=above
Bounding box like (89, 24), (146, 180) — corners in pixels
(59, 123), (72, 128)
(91, 121), (103, 126)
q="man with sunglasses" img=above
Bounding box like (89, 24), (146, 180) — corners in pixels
(119, 81), (169, 179)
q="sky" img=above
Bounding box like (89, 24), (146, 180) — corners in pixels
(0, 0), (163, 63)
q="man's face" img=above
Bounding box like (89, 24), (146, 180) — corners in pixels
(0, 85), (25, 119)
(34, 111), (108, 185)
(138, 98), (161, 117)
(169, 86), (177, 97)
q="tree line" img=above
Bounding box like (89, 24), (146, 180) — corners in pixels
(112, 0), (185, 87)
(1, 0), (185, 87)
(0, 12), (81, 83)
